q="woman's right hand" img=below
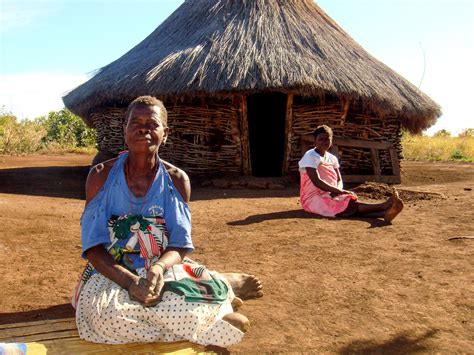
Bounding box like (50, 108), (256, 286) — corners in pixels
(127, 276), (161, 307)
(342, 189), (357, 197)
(331, 189), (357, 198)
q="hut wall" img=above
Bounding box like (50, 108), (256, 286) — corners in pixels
(290, 96), (402, 176)
(89, 98), (241, 176)
(160, 98), (241, 175)
(90, 108), (127, 155)
(90, 95), (402, 178)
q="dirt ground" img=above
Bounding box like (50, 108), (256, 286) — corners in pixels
(0, 155), (473, 353)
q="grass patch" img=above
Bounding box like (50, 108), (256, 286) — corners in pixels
(37, 143), (97, 155)
(402, 134), (474, 162)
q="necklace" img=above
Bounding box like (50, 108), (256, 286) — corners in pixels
(124, 156), (159, 216)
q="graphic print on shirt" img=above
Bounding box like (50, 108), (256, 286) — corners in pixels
(108, 215), (169, 269)
(147, 204), (164, 217)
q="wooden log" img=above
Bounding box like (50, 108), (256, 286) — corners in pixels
(239, 95), (251, 175)
(371, 147), (381, 180)
(282, 94), (293, 174)
(390, 147), (401, 177)
(340, 99), (350, 127)
(342, 175), (401, 184)
(333, 137), (394, 150)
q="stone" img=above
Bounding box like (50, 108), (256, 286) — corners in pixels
(247, 181), (268, 189)
(212, 179), (230, 188)
(229, 181), (245, 189)
(200, 180), (212, 187)
(267, 183), (286, 190)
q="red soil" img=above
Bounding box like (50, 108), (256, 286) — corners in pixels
(0, 155), (472, 352)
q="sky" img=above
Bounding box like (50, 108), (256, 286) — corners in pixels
(0, 0), (473, 135)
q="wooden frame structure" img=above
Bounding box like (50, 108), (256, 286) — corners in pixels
(88, 94), (403, 183)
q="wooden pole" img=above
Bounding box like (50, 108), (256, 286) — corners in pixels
(282, 93), (294, 175)
(239, 94), (251, 175)
(389, 147), (401, 183)
(371, 147), (381, 181)
(340, 99), (350, 127)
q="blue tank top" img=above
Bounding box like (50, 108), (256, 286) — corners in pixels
(80, 152), (193, 268)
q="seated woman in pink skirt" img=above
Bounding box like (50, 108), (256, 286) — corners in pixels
(298, 125), (403, 222)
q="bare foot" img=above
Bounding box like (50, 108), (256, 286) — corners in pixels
(384, 191), (404, 222)
(222, 273), (263, 300)
(231, 296), (244, 310)
(386, 194), (394, 206)
(223, 312), (250, 333)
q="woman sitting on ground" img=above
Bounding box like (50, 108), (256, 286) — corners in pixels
(73, 96), (263, 348)
(298, 125), (403, 221)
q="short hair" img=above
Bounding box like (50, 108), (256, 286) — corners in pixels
(313, 125), (333, 139)
(125, 96), (168, 126)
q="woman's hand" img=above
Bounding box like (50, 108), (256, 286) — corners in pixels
(330, 189), (357, 198)
(127, 276), (161, 307)
(146, 264), (166, 297)
(343, 189), (357, 197)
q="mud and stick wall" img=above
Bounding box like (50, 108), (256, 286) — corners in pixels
(88, 95), (401, 177)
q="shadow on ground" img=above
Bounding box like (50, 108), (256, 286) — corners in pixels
(191, 186), (300, 201)
(0, 304), (75, 325)
(0, 165), (300, 201)
(339, 329), (438, 354)
(0, 166), (89, 199)
(227, 209), (390, 229)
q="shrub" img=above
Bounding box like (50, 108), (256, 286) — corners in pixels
(0, 114), (46, 154)
(0, 107), (96, 154)
(433, 129), (451, 137)
(41, 109), (96, 148)
(450, 149), (467, 161)
(458, 128), (474, 138)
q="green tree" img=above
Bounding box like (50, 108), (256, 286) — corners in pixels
(42, 108), (96, 148)
(0, 108), (17, 150)
(0, 108), (16, 133)
(458, 128), (474, 138)
(0, 108), (46, 154)
(433, 129), (451, 137)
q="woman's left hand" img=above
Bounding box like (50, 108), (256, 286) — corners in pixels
(146, 264), (165, 298)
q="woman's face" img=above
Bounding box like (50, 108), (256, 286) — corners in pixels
(315, 132), (332, 152)
(125, 104), (168, 153)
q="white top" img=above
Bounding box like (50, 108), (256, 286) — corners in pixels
(298, 149), (340, 173)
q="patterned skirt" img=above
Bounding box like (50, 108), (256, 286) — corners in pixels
(75, 264), (244, 347)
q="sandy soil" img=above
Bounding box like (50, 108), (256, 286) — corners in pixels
(0, 155), (473, 353)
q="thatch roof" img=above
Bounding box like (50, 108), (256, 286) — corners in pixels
(63, 0), (441, 133)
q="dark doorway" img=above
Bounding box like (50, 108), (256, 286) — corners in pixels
(247, 92), (287, 177)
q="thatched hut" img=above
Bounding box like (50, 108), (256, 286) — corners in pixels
(63, 0), (441, 183)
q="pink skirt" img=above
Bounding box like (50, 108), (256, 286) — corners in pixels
(299, 172), (357, 217)
(301, 192), (355, 217)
